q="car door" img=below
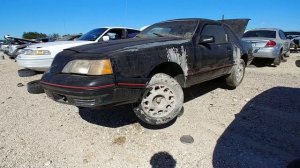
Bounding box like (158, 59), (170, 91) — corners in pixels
(195, 24), (230, 72)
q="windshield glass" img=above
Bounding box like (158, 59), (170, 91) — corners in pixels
(243, 30), (276, 38)
(139, 20), (198, 38)
(78, 28), (107, 41)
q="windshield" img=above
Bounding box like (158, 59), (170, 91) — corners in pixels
(243, 30), (276, 38)
(78, 28), (107, 41)
(138, 20), (198, 38)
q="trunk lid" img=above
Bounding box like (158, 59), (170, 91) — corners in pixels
(219, 19), (250, 38)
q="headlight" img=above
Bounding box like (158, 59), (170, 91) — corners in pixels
(62, 59), (113, 75)
(23, 49), (51, 55)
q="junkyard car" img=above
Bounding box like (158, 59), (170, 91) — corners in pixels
(41, 18), (251, 125)
(3, 35), (40, 59)
(0, 40), (10, 53)
(285, 31), (300, 50)
(16, 27), (140, 71)
(242, 28), (291, 65)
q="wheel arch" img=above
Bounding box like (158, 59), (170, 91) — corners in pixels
(147, 62), (185, 87)
(241, 54), (248, 65)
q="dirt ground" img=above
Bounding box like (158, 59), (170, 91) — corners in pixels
(0, 52), (299, 168)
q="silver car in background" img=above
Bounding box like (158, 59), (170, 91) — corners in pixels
(242, 28), (291, 65)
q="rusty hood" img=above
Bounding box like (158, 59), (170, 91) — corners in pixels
(219, 19), (250, 38)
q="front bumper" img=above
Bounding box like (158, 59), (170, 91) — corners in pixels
(41, 74), (146, 108)
(16, 54), (54, 71)
(252, 47), (281, 59)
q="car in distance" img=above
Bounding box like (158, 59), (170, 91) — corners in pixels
(16, 27), (140, 71)
(56, 34), (82, 41)
(41, 18), (251, 126)
(285, 31), (300, 50)
(3, 35), (40, 59)
(242, 28), (291, 65)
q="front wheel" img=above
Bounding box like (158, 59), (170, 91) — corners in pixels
(134, 73), (184, 125)
(226, 59), (245, 88)
(27, 80), (45, 94)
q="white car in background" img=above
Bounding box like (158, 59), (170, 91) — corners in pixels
(16, 27), (140, 71)
(1, 43), (9, 52)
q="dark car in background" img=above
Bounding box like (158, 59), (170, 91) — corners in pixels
(285, 31), (300, 50)
(41, 18), (251, 126)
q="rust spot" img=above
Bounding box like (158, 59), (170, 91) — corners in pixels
(113, 136), (126, 145)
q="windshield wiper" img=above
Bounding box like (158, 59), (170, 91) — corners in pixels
(152, 32), (165, 37)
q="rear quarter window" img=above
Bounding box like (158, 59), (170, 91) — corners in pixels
(224, 25), (240, 44)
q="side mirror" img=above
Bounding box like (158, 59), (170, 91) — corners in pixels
(199, 36), (215, 44)
(102, 36), (110, 42)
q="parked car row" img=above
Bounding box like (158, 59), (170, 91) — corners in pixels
(2, 18), (296, 127)
(16, 27), (140, 71)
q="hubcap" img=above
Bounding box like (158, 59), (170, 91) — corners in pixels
(141, 85), (175, 118)
(235, 62), (244, 83)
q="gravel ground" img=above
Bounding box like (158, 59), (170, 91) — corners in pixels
(0, 52), (299, 168)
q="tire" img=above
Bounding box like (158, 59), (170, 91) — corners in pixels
(285, 50), (290, 57)
(226, 59), (245, 88)
(133, 73), (184, 125)
(273, 55), (281, 66)
(18, 69), (37, 77)
(27, 80), (45, 94)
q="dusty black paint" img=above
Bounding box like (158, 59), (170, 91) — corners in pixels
(41, 18), (251, 108)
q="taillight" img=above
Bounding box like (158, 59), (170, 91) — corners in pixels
(265, 40), (276, 47)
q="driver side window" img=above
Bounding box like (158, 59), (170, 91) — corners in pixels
(201, 24), (227, 44)
(102, 29), (124, 41)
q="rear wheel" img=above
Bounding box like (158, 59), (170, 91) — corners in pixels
(273, 56), (281, 65)
(226, 59), (245, 88)
(134, 73), (184, 125)
(18, 69), (37, 77)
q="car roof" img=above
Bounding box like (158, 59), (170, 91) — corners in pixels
(102, 27), (140, 31)
(247, 28), (281, 31)
(160, 18), (220, 24)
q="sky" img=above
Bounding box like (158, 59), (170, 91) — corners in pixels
(1, 0), (299, 39)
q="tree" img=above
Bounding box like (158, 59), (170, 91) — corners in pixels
(48, 33), (60, 41)
(22, 32), (47, 39)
